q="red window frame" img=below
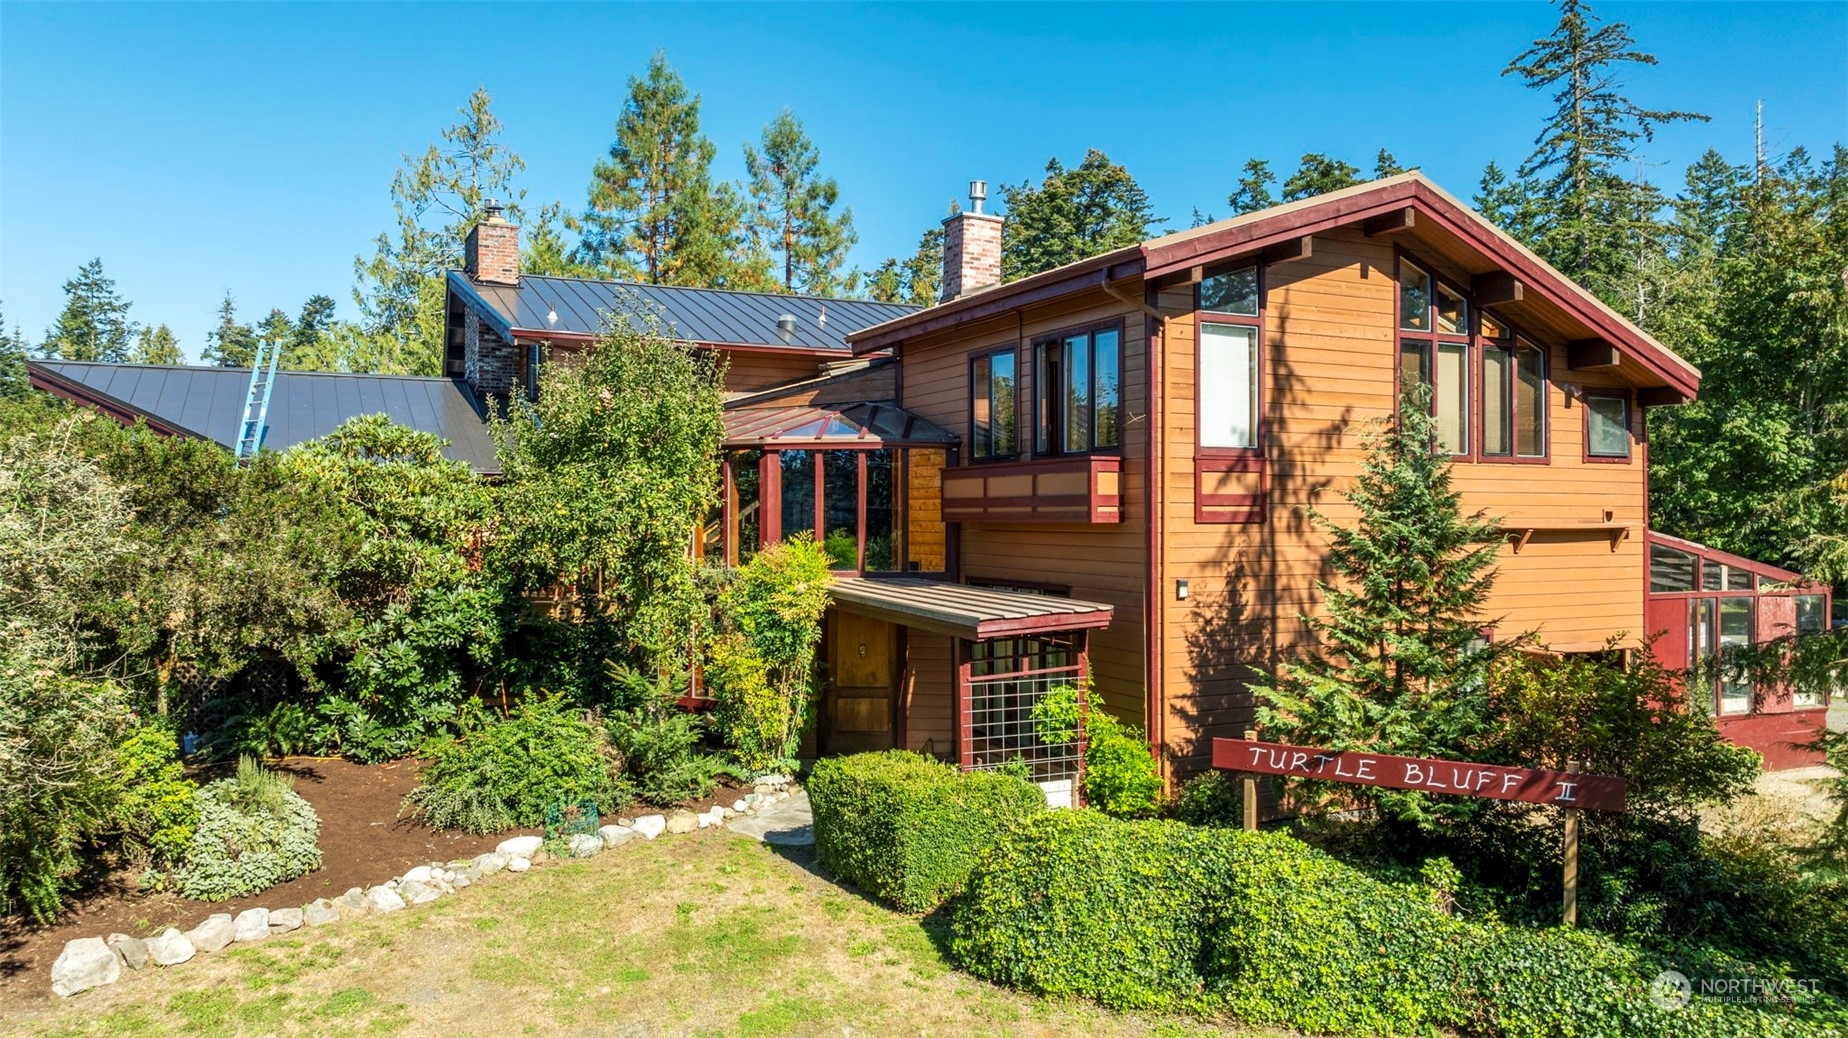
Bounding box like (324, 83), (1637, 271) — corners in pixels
(969, 344), (1020, 463)
(1583, 390), (1635, 463)
(1032, 319), (1125, 458)
(1195, 263), (1265, 458)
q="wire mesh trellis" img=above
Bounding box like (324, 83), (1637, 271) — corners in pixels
(965, 664), (1085, 791)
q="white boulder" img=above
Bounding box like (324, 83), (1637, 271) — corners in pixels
(568, 833), (604, 858)
(632, 814), (667, 839)
(599, 824), (633, 849)
(496, 835), (543, 859)
(402, 865), (433, 884)
(365, 886), (407, 914)
(398, 878), (441, 905)
(51, 937), (120, 997)
(507, 856), (531, 873)
(304, 899), (339, 927)
(146, 928), (196, 966)
(106, 933), (148, 970)
(232, 908), (271, 942)
(186, 914), (236, 953)
(268, 907), (304, 933)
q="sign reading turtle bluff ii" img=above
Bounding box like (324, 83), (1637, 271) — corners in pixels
(1211, 737), (1627, 813)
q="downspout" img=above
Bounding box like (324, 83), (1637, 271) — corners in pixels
(1098, 270), (1168, 780)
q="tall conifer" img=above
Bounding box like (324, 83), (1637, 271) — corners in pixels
(743, 109), (858, 295)
(42, 259), (134, 363)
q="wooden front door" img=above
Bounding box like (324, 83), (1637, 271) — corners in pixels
(825, 611), (899, 754)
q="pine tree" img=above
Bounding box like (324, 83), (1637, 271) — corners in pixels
(353, 87), (524, 375)
(1373, 149), (1408, 179)
(1227, 158), (1277, 215)
(256, 308), (294, 370)
(41, 259), (135, 362)
(1503, 0), (1706, 307)
(1250, 391), (1516, 828)
(866, 217), (946, 306)
(521, 201), (596, 278)
(129, 324), (182, 365)
(1000, 150), (1162, 281)
(1473, 161), (1544, 243)
(202, 292), (258, 368)
(743, 108), (858, 295)
(580, 52), (746, 287)
(0, 303), (29, 399)
(1282, 153), (1364, 201)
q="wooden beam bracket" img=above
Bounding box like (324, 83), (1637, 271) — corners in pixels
(1567, 338), (1622, 370)
(1362, 207), (1416, 236)
(1259, 235), (1313, 266)
(1473, 271), (1526, 307)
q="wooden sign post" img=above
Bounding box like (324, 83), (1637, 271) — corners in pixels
(1213, 738), (1626, 927)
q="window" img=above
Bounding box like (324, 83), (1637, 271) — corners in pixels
(1586, 393), (1632, 459)
(1794, 593), (1829, 706)
(1650, 543), (1698, 592)
(779, 450), (816, 539)
(970, 349), (1017, 460)
(1398, 260), (1470, 456)
(1483, 339), (1547, 458)
(1198, 264), (1261, 451)
(760, 448), (903, 573)
(1717, 597), (1754, 715)
(524, 343), (542, 402)
(1035, 324), (1121, 455)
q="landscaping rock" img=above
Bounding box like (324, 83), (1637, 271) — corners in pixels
(667, 811), (699, 834)
(232, 908), (271, 942)
(632, 814), (667, 839)
(614, 818), (634, 828)
(402, 865), (433, 884)
(334, 888), (370, 920)
(754, 784), (775, 796)
(507, 856), (531, 873)
(146, 928), (196, 967)
(732, 799), (750, 813)
(106, 933), (148, 970)
(269, 907), (304, 933)
(754, 773), (792, 787)
(366, 886), (407, 914)
(496, 835), (543, 859)
(599, 824), (633, 849)
(304, 899), (339, 927)
(52, 937), (120, 997)
(186, 914), (236, 953)
(568, 832), (604, 857)
(398, 878), (440, 905)
(472, 852), (509, 876)
(453, 875), (470, 890)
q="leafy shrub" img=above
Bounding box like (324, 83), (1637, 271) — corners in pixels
(179, 758), (322, 901)
(1169, 770), (1245, 828)
(809, 751), (1045, 913)
(404, 695), (627, 834)
(949, 810), (1844, 1035)
(710, 537), (832, 773)
(1032, 685), (1162, 817)
(112, 722), (199, 869)
(605, 667), (724, 806)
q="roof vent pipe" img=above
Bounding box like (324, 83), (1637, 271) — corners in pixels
(483, 197), (504, 221)
(776, 313), (798, 342)
(969, 180), (987, 214)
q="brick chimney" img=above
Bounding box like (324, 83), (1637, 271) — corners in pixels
(940, 180), (1004, 302)
(465, 199), (520, 286)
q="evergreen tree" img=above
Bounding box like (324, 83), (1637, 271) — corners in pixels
(1227, 158), (1277, 215)
(580, 52), (746, 287)
(41, 259), (134, 363)
(1250, 391), (1516, 828)
(866, 219), (945, 306)
(1503, 0), (1706, 308)
(743, 108), (858, 295)
(0, 303), (29, 400)
(1473, 160), (1544, 242)
(521, 201), (596, 278)
(1000, 150), (1162, 281)
(129, 324), (182, 365)
(1373, 148), (1408, 179)
(202, 292), (258, 369)
(1282, 152), (1364, 201)
(256, 308), (294, 370)
(353, 87), (524, 375)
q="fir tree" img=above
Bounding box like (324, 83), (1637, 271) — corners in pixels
(866, 220), (944, 306)
(42, 259), (134, 362)
(521, 201), (596, 278)
(0, 303), (29, 400)
(1250, 391), (1517, 828)
(1373, 148), (1408, 179)
(743, 108), (858, 295)
(353, 87), (524, 374)
(1226, 158), (1277, 215)
(1000, 150), (1161, 281)
(1473, 160), (1543, 243)
(1282, 152), (1364, 201)
(129, 324), (182, 365)
(580, 52), (746, 287)
(202, 292), (258, 369)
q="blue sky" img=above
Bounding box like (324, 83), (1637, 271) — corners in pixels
(2, 2), (1844, 363)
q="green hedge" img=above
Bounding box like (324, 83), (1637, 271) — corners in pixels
(808, 751), (1046, 913)
(947, 810), (1843, 1036)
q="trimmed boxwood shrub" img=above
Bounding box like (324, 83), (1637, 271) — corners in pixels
(809, 750), (1045, 913)
(948, 809), (1843, 1036)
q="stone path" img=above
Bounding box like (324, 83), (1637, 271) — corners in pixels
(727, 789), (813, 846)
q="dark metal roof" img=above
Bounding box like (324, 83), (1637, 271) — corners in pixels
(450, 271), (917, 353)
(28, 360), (499, 474)
(830, 577), (1114, 640)
(722, 402), (959, 448)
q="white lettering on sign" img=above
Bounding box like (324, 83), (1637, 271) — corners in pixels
(1555, 780), (1578, 803)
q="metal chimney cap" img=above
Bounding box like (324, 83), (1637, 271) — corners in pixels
(968, 180), (988, 214)
(775, 313), (798, 342)
(483, 197), (505, 220)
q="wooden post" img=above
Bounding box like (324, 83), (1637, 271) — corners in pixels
(1562, 759), (1581, 927)
(1242, 729), (1259, 832)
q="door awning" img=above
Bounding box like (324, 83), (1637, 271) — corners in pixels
(723, 402), (959, 448)
(830, 577), (1114, 640)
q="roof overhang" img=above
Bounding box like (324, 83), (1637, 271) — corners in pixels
(830, 576), (1113, 640)
(26, 360), (206, 439)
(1646, 530), (1813, 587)
(723, 401), (958, 449)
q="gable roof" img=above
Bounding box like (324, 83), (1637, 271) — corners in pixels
(449, 271), (917, 354)
(846, 172), (1698, 399)
(27, 360), (500, 474)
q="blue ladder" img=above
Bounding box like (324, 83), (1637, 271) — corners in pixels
(233, 337), (281, 464)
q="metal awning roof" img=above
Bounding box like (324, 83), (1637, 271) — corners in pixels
(723, 402), (959, 448)
(830, 577), (1114, 639)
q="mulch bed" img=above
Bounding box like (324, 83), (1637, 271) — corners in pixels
(0, 757), (758, 1013)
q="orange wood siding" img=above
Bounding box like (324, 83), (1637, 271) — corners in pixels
(719, 350), (827, 394)
(903, 631), (954, 757)
(907, 448), (948, 572)
(1156, 227), (1650, 775)
(897, 294), (1150, 725)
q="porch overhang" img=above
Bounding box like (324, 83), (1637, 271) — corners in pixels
(722, 401), (959, 449)
(830, 577), (1113, 640)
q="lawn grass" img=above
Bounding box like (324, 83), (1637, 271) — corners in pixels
(4, 830), (1274, 1038)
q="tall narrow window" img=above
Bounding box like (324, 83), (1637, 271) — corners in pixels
(1034, 324), (1121, 455)
(1200, 324), (1259, 449)
(1718, 597), (1754, 715)
(1482, 338), (1548, 458)
(1794, 594), (1828, 706)
(1436, 342), (1470, 454)
(779, 450), (816, 539)
(1483, 345), (1513, 456)
(970, 349), (1017, 460)
(1397, 259), (1469, 456)
(1586, 393), (1632, 459)
(1515, 343), (1547, 456)
(822, 452), (860, 568)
